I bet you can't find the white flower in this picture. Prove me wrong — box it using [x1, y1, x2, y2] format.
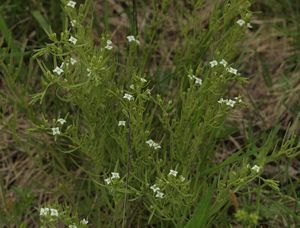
[80, 218, 89, 225]
[129, 84, 135, 89]
[53, 66, 64, 76]
[247, 23, 253, 29]
[146, 89, 151, 95]
[127, 35, 140, 45]
[168, 169, 178, 177]
[111, 172, 120, 179]
[179, 175, 185, 182]
[57, 118, 66, 125]
[105, 40, 113, 50]
[118, 120, 126, 127]
[209, 60, 218, 68]
[155, 191, 164, 198]
[69, 36, 77, 45]
[67, 0, 76, 8]
[226, 99, 236, 107]
[226, 67, 238, 75]
[123, 93, 134, 101]
[237, 19, 246, 27]
[50, 208, 59, 217]
[70, 57, 77, 65]
[146, 139, 161, 150]
[40, 208, 50, 216]
[150, 184, 160, 193]
[194, 77, 202, 86]
[69, 225, 77, 228]
[251, 165, 261, 173]
[71, 20, 76, 27]
[140, 78, 147, 83]
[220, 59, 228, 67]
[104, 177, 111, 185]
[51, 127, 61, 135]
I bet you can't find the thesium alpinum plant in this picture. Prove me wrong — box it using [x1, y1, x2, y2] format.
[0, 0, 299, 227]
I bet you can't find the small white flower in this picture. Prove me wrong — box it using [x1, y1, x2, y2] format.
[123, 93, 134, 101]
[40, 208, 50, 216]
[237, 19, 246, 27]
[70, 57, 77, 65]
[105, 40, 113, 50]
[247, 23, 253, 29]
[69, 36, 77, 45]
[209, 60, 218, 68]
[150, 184, 160, 193]
[52, 127, 61, 135]
[179, 175, 185, 182]
[67, 0, 76, 8]
[118, 120, 126, 127]
[50, 208, 59, 217]
[111, 172, 120, 179]
[168, 169, 178, 177]
[80, 218, 89, 225]
[251, 165, 261, 173]
[155, 191, 164, 198]
[129, 84, 135, 90]
[57, 118, 66, 125]
[104, 177, 112, 185]
[70, 20, 76, 27]
[226, 67, 238, 75]
[146, 89, 151, 95]
[127, 35, 140, 45]
[53, 66, 64, 75]
[220, 59, 228, 67]
[194, 77, 202, 86]
[69, 225, 77, 228]
[140, 78, 147, 83]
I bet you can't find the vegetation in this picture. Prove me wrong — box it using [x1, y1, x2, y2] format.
[0, 0, 299, 227]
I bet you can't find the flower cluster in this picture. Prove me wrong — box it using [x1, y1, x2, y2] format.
[150, 184, 165, 198]
[127, 35, 140, 45]
[218, 97, 242, 108]
[105, 40, 113, 50]
[67, 0, 76, 8]
[40, 207, 59, 217]
[168, 169, 185, 182]
[236, 19, 252, 28]
[187, 74, 202, 86]
[104, 172, 120, 185]
[209, 59, 239, 75]
[123, 93, 134, 101]
[146, 139, 161, 150]
[51, 118, 66, 136]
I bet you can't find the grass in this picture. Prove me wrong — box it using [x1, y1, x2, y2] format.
[0, 0, 300, 227]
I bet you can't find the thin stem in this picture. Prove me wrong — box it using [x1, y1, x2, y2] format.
[122, 112, 133, 228]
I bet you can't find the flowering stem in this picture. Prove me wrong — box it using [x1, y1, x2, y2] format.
[122, 111, 133, 228]
[132, 0, 138, 35]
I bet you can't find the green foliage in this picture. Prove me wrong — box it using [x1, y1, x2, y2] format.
[0, 0, 299, 227]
